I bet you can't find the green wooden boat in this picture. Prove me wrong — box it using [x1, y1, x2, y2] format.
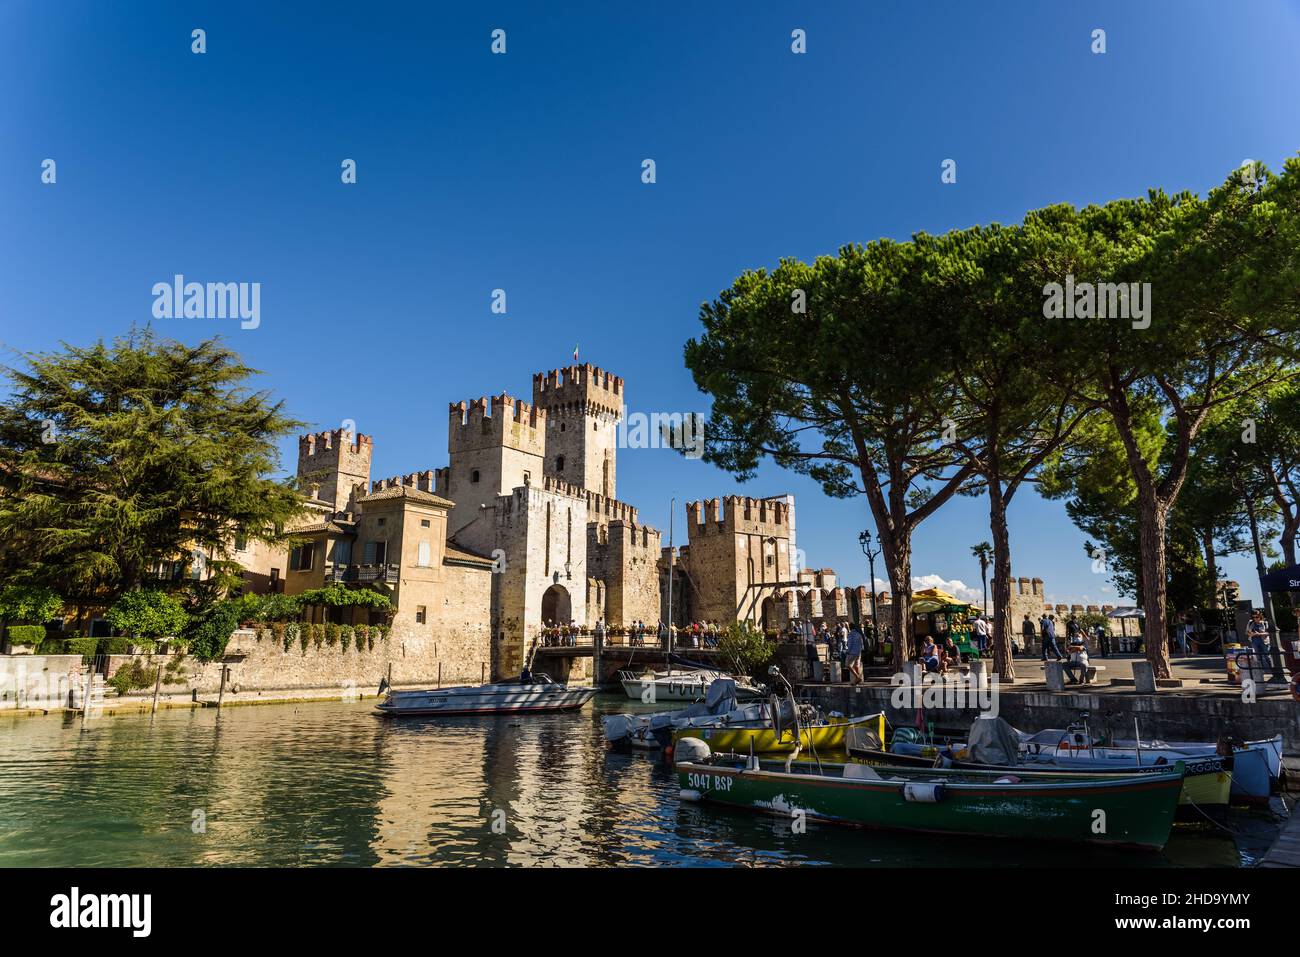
[676, 753, 1184, 851]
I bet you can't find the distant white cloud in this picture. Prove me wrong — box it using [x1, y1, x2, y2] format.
[912, 574, 984, 605]
[871, 574, 984, 606]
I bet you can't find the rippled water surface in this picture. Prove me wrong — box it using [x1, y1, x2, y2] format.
[0, 696, 1283, 867]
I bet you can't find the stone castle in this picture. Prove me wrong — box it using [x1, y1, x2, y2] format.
[229, 361, 1124, 684]
[274, 364, 665, 679]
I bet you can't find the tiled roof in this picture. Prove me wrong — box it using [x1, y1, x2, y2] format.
[358, 485, 455, 508]
[444, 544, 495, 568]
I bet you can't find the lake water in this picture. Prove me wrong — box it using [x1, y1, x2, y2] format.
[0, 695, 1284, 867]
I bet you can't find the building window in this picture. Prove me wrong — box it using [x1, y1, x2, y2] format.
[416, 606, 427, 625]
[364, 541, 387, 564]
[420, 519, 431, 528]
[234, 531, 248, 552]
[332, 539, 352, 565]
[471, 469, 480, 483]
[556, 455, 565, 472]
[377, 517, 386, 527]
[593, 421, 598, 431]
[417, 541, 431, 567]
[523, 471, 531, 486]
[290, 544, 315, 571]
[560, 422, 566, 432]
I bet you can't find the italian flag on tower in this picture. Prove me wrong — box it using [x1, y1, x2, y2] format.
[572, 344, 579, 362]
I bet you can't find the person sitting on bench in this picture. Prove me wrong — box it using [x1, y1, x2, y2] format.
[921, 637, 941, 674]
[1063, 633, 1090, 685]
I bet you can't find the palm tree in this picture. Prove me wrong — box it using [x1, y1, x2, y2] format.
[971, 542, 993, 616]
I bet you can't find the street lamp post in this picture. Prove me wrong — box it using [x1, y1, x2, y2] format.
[858, 529, 880, 631]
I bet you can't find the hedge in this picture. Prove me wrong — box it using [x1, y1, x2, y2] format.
[6, 624, 46, 646]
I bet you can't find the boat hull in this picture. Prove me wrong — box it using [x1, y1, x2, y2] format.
[675, 713, 884, 755]
[677, 758, 1182, 850]
[849, 745, 1230, 819]
[376, 683, 596, 717]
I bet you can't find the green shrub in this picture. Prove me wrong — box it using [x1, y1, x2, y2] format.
[281, 622, 297, 652]
[182, 600, 239, 663]
[339, 625, 353, 652]
[6, 624, 46, 646]
[255, 592, 302, 622]
[107, 660, 158, 697]
[68, 636, 99, 661]
[231, 592, 263, 625]
[36, 637, 70, 655]
[106, 590, 188, 641]
[163, 656, 187, 684]
[324, 622, 339, 646]
[300, 622, 311, 653]
[309, 622, 322, 649]
[0, 585, 63, 624]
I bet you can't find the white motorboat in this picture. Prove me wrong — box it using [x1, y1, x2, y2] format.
[618, 667, 759, 702]
[376, 674, 596, 717]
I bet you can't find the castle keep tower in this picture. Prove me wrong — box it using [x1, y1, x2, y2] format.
[676, 495, 793, 624]
[296, 429, 373, 510]
[444, 394, 546, 552]
[532, 364, 623, 499]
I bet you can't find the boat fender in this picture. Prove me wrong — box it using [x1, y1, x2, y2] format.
[902, 783, 945, 803]
[675, 736, 712, 764]
[679, 789, 702, 802]
[992, 775, 1021, 784]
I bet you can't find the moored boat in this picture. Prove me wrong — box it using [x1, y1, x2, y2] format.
[375, 674, 596, 717]
[846, 729, 1231, 821]
[676, 748, 1184, 850]
[618, 667, 760, 702]
[1022, 728, 1278, 805]
[674, 711, 886, 755]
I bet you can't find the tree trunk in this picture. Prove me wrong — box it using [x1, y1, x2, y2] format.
[886, 539, 914, 670]
[1201, 527, 1218, 609]
[988, 485, 1016, 680]
[1137, 494, 1172, 678]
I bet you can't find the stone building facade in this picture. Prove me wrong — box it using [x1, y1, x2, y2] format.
[256, 364, 663, 681]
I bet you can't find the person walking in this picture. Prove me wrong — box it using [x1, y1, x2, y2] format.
[1022, 614, 1037, 656]
[1041, 615, 1063, 661]
[845, 624, 865, 684]
[1095, 622, 1109, 658]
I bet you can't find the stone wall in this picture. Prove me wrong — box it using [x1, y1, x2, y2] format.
[97, 616, 492, 699]
[0, 655, 82, 709]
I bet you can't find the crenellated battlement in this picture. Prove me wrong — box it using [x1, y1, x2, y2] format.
[532, 363, 624, 419]
[604, 518, 660, 549]
[448, 393, 546, 456]
[298, 428, 373, 461]
[370, 470, 439, 495]
[685, 494, 789, 534]
[541, 474, 588, 500]
[296, 429, 373, 508]
[585, 491, 638, 526]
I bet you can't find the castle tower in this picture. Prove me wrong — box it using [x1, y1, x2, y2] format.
[677, 495, 793, 625]
[296, 429, 373, 510]
[444, 394, 546, 552]
[532, 364, 623, 498]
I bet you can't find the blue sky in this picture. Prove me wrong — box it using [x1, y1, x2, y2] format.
[3, 0, 1299, 607]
